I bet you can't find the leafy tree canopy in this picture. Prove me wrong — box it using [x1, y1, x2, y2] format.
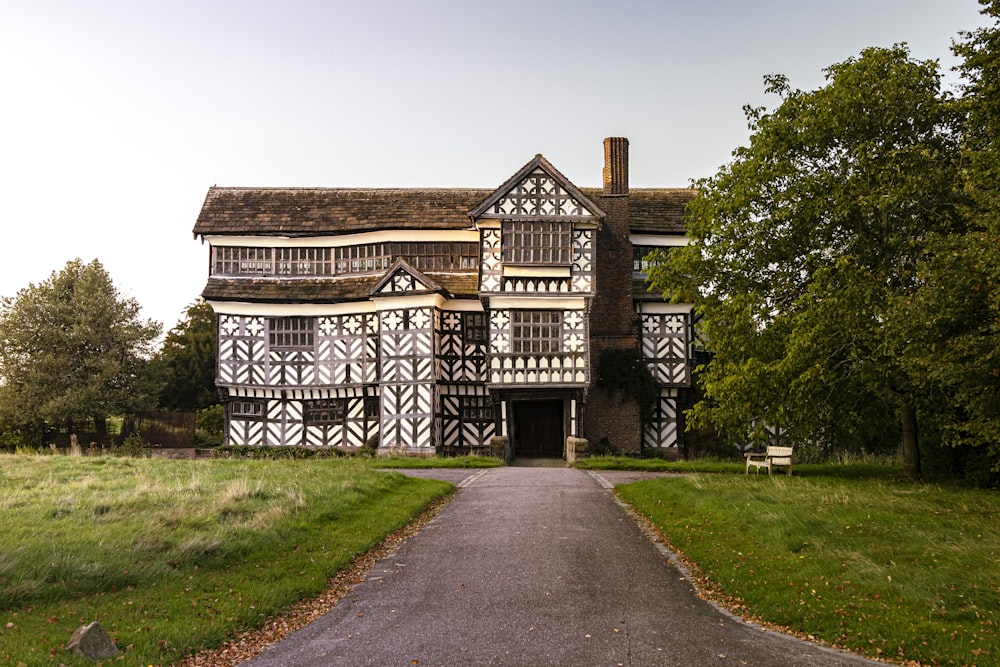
[647, 45, 966, 478]
[152, 299, 219, 411]
[896, 0, 1000, 465]
[0, 259, 161, 443]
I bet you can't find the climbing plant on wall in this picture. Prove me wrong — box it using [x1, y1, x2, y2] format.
[595, 348, 659, 423]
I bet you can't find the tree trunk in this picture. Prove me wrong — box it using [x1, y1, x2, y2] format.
[94, 416, 108, 444]
[900, 400, 921, 481]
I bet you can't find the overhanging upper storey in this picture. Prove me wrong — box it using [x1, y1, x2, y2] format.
[468, 154, 605, 225]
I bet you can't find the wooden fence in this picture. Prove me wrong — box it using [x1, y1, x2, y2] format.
[122, 411, 196, 448]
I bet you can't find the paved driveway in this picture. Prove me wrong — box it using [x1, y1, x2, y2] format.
[243, 467, 878, 667]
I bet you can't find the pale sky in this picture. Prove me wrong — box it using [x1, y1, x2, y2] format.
[0, 1, 990, 335]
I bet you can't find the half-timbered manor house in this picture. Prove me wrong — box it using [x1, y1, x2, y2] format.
[193, 138, 696, 458]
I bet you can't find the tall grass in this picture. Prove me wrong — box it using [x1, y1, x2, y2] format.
[618, 474, 1000, 666]
[0, 454, 451, 666]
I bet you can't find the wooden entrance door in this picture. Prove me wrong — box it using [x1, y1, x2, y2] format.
[513, 400, 564, 457]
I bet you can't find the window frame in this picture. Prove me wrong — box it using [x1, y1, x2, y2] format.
[502, 221, 573, 266]
[275, 247, 332, 276]
[268, 316, 315, 351]
[511, 310, 563, 354]
[463, 312, 487, 345]
[214, 247, 273, 276]
[211, 242, 479, 277]
[460, 395, 492, 422]
[231, 400, 264, 419]
[302, 398, 347, 425]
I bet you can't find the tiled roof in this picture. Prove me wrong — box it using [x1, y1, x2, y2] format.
[584, 188, 696, 234]
[193, 188, 493, 236]
[202, 272, 480, 304]
[193, 186, 695, 237]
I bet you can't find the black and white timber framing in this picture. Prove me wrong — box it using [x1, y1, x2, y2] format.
[193, 138, 697, 457]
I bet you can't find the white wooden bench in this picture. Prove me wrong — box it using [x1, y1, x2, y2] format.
[745, 445, 793, 475]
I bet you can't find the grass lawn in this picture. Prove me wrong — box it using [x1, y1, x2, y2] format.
[576, 455, 903, 480]
[0, 454, 453, 666]
[372, 455, 503, 469]
[617, 473, 1000, 666]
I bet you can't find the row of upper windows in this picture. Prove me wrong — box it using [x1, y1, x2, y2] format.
[212, 233, 671, 279]
[212, 223, 575, 279]
[212, 242, 480, 277]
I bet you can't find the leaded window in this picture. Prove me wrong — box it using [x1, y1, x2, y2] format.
[212, 243, 479, 277]
[502, 221, 573, 265]
[303, 398, 346, 425]
[335, 244, 389, 274]
[460, 395, 492, 421]
[395, 242, 479, 271]
[268, 317, 315, 350]
[231, 400, 264, 418]
[511, 311, 562, 354]
[276, 247, 332, 276]
[214, 247, 273, 275]
[364, 395, 380, 419]
[463, 312, 486, 344]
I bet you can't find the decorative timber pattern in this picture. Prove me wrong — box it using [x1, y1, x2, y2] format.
[218, 315, 267, 386]
[317, 314, 379, 385]
[643, 388, 680, 449]
[641, 313, 690, 386]
[438, 311, 487, 383]
[439, 385, 495, 452]
[219, 314, 380, 447]
[490, 169, 590, 218]
[502, 276, 571, 293]
[480, 228, 503, 293]
[572, 230, 593, 293]
[219, 314, 379, 390]
[229, 402, 264, 446]
[378, 306, 435, 451]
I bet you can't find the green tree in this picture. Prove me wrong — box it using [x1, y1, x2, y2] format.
[153, 300, 219, 411]
[0, 259, 161, 444]
[895, 0, 1000, 471]
[648, 46, 966, 479]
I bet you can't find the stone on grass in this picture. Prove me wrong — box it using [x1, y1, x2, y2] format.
[66, 621, 118, 660]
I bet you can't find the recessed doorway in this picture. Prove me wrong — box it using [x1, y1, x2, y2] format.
[512, 399, 564, 458]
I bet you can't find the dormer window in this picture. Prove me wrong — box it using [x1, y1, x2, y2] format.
[502, 221, 572, 265]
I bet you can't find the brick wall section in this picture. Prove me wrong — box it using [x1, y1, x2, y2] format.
[587, 196, 642, 452]
[585, 138, 643, 453]
[587, 335, 643, 453]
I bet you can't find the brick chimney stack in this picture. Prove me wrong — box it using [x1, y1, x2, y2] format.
[586, 137, 642, 453]
[592, 137, 632, 331]
[602, 137, 629, 195]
